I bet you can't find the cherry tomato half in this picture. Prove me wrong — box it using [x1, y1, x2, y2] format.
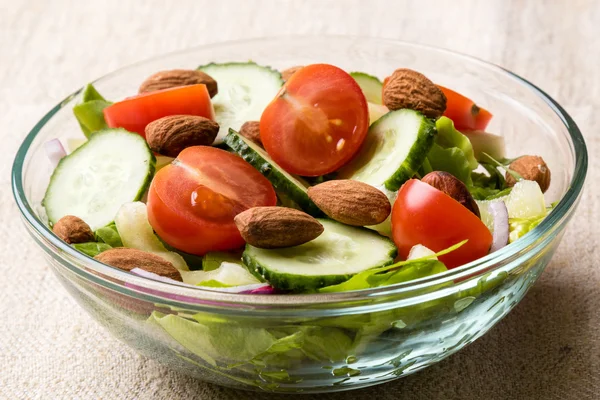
[437, 85, 492, 131]
[104, 84, 214, 137]
[147, 146, 276, 255]
[391, 179, 492, 269]
[260, 64, 369, 176]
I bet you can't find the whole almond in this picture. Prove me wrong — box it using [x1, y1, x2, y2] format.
[421, 171, 480, 217]
[382, 68, 446, 118]
[234, 207, 324, 249]
[95, 248, 182, 281]
[145, 115, 219, 157]
[139, 69, 218, 98]
[308, 180, 391, 226]
[505, 155, 551, 193]
[281, 66, 303, 82]
[239, 121, 262, 145]
[52, 215, 95, 244]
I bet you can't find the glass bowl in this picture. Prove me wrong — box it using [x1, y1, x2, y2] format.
[12, 36, 587, 393]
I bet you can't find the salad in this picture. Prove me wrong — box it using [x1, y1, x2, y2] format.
[41, 61, 554, 388]
[45, 62, 551, 292]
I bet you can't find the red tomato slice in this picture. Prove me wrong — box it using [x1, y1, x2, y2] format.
[104, 84, 214, 137]
[260, 64, 369, 176]
[437, 85, 492, 131]
[391, 179, 492, 269]
[147, 146, 276, 255]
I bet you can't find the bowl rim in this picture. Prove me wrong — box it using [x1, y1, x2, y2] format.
[11, 35, 588, 307]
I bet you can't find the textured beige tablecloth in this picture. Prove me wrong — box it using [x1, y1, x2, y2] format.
[1, 1, 598, 399]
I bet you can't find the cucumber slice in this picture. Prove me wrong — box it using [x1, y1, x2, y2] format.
[350, 72, 383, 104]
[197, 62, 283, 144]
[243, 219, 397, 292]
[224, 128, 322, 216]
[339, 109, 436, 191]
[43, 129, 155, 231]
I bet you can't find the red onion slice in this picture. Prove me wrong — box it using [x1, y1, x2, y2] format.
[489, 201, 509, 252]
[44, 139, 67, 168]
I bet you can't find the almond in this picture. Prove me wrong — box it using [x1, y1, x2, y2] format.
[52, 215, 95, 244]
[239, 121, 262, 145]
[382, 68, 446, 118]
[505, 155, 551, 193]
[307, 180, 391, 226]
[95, 248, 182, 281]
[234, 207, 324, 248]
[281, 66, 303, 82]
[421, 171, 480, 217]
[139, 69, 218, 98]
[145, 115, 219, 157]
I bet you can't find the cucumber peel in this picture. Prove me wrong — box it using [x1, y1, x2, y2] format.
[43, 129, 155, 231]
[243, 220, 397, 292]
[224, 128, 322, 216]
[350, 72, 383, 104]
[339, 109, 436, 191]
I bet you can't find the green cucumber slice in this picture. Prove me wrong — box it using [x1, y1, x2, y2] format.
[197, 62, 283, 144]
[43, 129, 155, 231]
[224, 128, 322, 216]
[350, 72, 383, 104]
[339, 109, 436, 191]
[243, 219, 397, 292]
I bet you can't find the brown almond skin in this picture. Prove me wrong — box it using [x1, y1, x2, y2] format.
[382, 68, 446, 118]
[239, 121, 262, 145]
[234, 207, 324, 249]
[139, 69, 218, 98]
[505, 155, 551, 193]
[308, 180, 391, 226]
[145, 115, 219, 157]
[52, 215, 95, 244]
[95, 248, 182, 282]
[421, 171, 480, 217]
[281, 66, 303, 82]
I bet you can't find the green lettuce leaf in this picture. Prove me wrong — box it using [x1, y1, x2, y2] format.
[94, 223, 123, 248]
[196, 279, 233, 288]
[319, 259, 447, 293]
[427, 144, 473, 186]
[469, 162, 512, 200]
[202, 251, 242, 271]
[319, 241, 465, 293]
[508, 213, 547, 243]
[72, 242, 112, 257]
[73, 83, 112, 138]
[435, 117, 478, 170]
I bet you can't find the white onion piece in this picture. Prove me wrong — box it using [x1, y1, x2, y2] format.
[131, 267, 190, 285]
[489, 201, 509, 252]
[407, 244, 437, 260]
[44, 139, 67, 168]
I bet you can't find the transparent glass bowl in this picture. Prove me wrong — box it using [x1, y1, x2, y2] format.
[12, 36, 587, 393]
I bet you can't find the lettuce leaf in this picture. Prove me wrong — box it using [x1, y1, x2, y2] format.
[202, 251, 242, 271]
[469, 162, 512, 200]
[73, 84, 112, 138]
[319, 259, 447, 293]
[94, 223, 123, 248]
[427, 144, 473, 186]
[509, 213, 547, 243]
[435, 117, 478, 170]
[72, 242, 112, 257]
[424, 117, 479, 185]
